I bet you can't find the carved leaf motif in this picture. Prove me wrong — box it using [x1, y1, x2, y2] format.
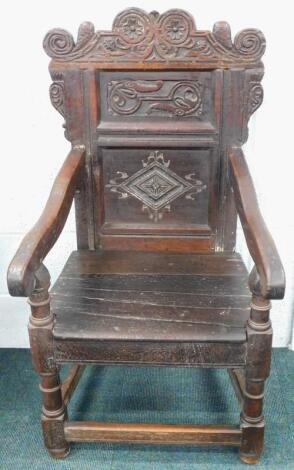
[76, 22, 95, 47]
[175, 97, 191, 109]
[213, 21, 232, 49]
[103, 37, 129, 52]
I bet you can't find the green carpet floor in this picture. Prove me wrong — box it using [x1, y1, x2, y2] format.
[0, 348, 293, 469]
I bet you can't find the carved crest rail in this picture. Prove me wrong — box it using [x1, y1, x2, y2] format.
[43, 8, 265, 67]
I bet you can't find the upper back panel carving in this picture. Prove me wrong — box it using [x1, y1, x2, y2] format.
[44, 9, 265, 253]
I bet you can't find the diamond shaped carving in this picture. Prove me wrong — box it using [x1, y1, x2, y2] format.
[139, 173, 175, 199]
[106, 151, 206, 221]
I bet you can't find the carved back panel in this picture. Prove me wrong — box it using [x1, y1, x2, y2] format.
[45, 8, 265, 252]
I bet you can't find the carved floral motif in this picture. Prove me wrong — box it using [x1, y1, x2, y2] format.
[108, 80, 203, 117]
[161, 13, 191, 44]
[121, 16, 145, 41]
[43, 8, 266, 64]
[106, 151, 206, 222]
[165, 19, 186, 41]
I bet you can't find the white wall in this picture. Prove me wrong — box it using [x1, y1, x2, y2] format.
[1, 0, 293, 347]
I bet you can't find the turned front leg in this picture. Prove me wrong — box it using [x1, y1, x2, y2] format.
[240, 296, 272, 464]
[28, 265, 69, 458]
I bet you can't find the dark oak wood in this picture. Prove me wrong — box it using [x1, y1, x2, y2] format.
[27, 264, 69, 459]
[64, 422, 242, 446]
[229, 147, 285, 300]
[51, 250, 250, 347]
[228, 369, 245, 405]
[7, 146, 85, 297]
[55, 340, 247, 368]
[61, 249, 248, 275]
[61, 365, 85, 405]
[6, 8, 285, 464]
[43, 9, 265, 69]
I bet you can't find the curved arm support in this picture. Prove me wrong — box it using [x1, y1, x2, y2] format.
[7, 145, 85, 297]
[229, 147, 285, 300]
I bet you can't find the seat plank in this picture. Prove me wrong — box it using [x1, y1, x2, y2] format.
[51, 250, 250, 347]
[61, 250, 248, 276]
[54, 274, 249, 296]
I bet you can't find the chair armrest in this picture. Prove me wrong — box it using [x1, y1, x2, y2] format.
[7, 145, 85, 297]
[229, 147, 285, 300]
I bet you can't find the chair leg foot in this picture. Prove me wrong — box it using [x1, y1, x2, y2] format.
[240, 453, 259, 465]
[239, 420, 264, 464]
[41, 410, 69, 459]
[239, 451, 261, 465]
[48, 446, 70, 459]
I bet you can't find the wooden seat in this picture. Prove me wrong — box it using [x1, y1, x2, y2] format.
[7, 8, 285, 464]
[52, 251, 250, 365]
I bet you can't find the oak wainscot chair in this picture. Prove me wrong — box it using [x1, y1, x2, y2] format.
[7, 8, 285, 464]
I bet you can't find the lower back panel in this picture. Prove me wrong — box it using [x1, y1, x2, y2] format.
[93, 146, 219, 252]
[103, 147, 216, 232]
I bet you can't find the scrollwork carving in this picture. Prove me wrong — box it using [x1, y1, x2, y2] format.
[148, 82, 203, 116]
[234, 29, 265, 59]
[242, 76, 264, 143]
[44, 29, 76, 58]
[49, 72, 69, 140]
[248, 82, 264, 115]
[108, 80, 203, 117]
[43, 22, 96, 59]
[43, 8, 266, 65]
[49, 81, 64, 116]
[108, 80, 163, 115]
